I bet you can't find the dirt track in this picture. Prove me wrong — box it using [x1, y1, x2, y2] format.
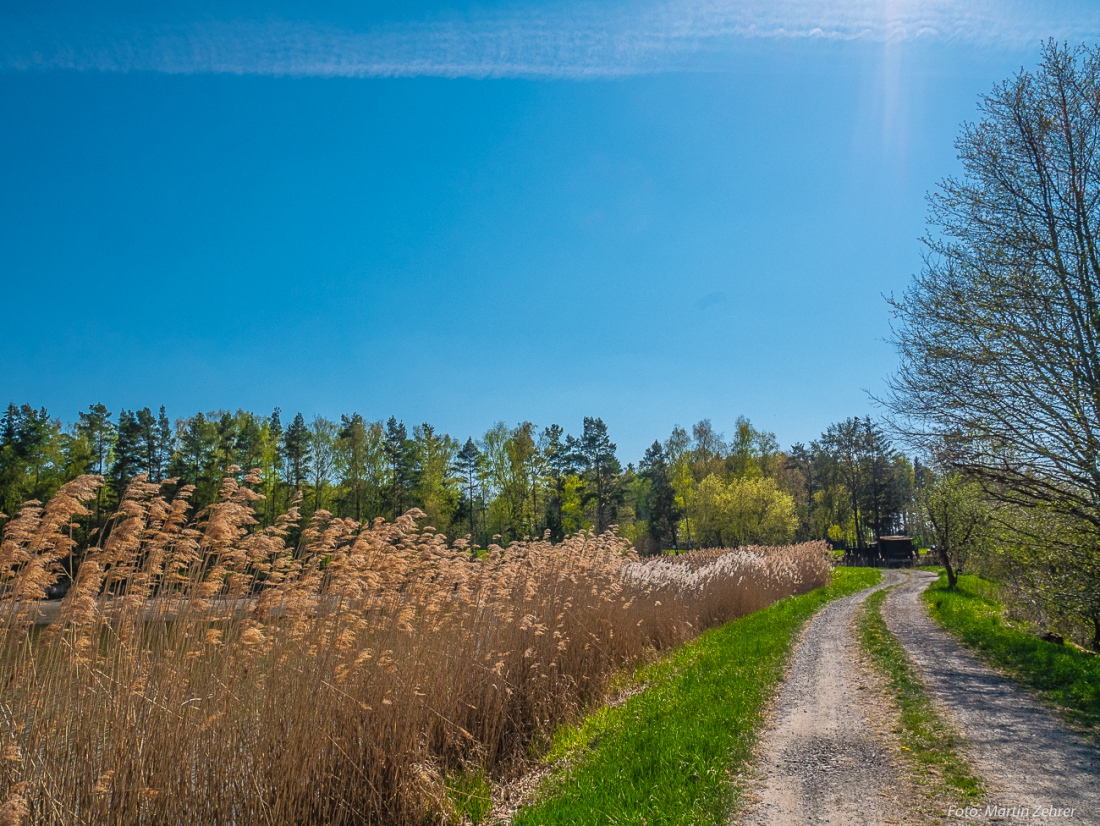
[738, 570, 1100, 825]
[883, 572, 1100, 823]
[738, 570, 913, 825]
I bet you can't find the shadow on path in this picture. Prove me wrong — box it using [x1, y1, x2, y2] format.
[883, 572, 1100, 824]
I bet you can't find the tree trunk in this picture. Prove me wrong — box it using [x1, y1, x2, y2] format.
[941, 547, 958, 589]
[556, 479, 564, 537]
[531, 471, 538, 537]
[469, 485, 475, 538]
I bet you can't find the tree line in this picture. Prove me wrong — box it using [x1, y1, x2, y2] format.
[0, 402, 921, 554]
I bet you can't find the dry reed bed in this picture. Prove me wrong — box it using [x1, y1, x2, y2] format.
[0, 473, 831, 825]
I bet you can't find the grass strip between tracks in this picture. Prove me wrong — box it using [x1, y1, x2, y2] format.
[512, 567, 881, 826]
[922, 571, 1100, 732]
[858, 585, 984, 806]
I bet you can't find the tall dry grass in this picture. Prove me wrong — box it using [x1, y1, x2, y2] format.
[0, 472, 830, 825]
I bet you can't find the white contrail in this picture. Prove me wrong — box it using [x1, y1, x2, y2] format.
[2, 0, 1098, 79]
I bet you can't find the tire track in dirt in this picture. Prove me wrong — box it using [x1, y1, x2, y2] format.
[737, 570, 913, 826]
[883, 572, 1100, 824]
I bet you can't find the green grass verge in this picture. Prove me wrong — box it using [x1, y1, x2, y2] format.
[923, 572, 1100, 731]
[446, 768, 493, 823]
[512, 567, 882, 826]
[858, 587, 984, 803]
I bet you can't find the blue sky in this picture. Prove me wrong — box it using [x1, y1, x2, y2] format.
[3, 1, 1099, 460]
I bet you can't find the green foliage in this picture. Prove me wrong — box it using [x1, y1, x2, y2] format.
[0, 400, 925, 560]
[812, 417, 912, 548]
[483, 421, 541, 540]
[308, 416, 338, 515]
[0, 403, 67, 516]
[693, 474, 797, 547]
[976, 511, 1100, 650]
[858, 588, 984, 803]
[924, 573, 1100, 731]
[283, 411, 312, 491]
[886, 42, 1100, 649]
[559, 474, 589, 536]
[445, 768, 493, 824]
[514, 568, 881, 826]
[335, 413, 369, 521]
[412, 422, 460, 534]
[572, 416, 621, 534]
[725, 415, 780, 479]
[920, 473, 990, 589]
[636, 440, 680, 554]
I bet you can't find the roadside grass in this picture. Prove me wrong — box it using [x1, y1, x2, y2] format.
[923, 572, 1100, 732]
[512, 567, 881, 826]
[857, 587, 984, 805]
[446, 768, 493, 824]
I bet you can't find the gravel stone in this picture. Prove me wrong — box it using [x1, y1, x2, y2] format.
[738, 570, 915, 825]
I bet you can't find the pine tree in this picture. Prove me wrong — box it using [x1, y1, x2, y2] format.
[214, 412, 238, 479]
[267, 408, 284, 522]
[76, 404, 115, 477]
[73, 403, 115, 527]
[173, 413, 218, 508]
[0, 404, 65, 525]
[0, 404, 16, 448]
[640, 440, 680, 552]
[384, 417, 413, 519]
[575, 417, 621, 534]
[234, 412, 265, 477]
[455, 437, 481, 540]
[136, 408, 159, 479]
[540, 424, 572, 540]
[111, 410, 143, 498]
[0, 403, 23, 519]
[156, 406, 173, 480]
[816, 417, 907, 547]
[283, 413, 312, 493]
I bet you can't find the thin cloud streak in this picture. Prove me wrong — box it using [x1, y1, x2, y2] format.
[3, 0, 1099, 79]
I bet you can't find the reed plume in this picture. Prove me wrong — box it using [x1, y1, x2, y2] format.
[0, 472, 830, 824]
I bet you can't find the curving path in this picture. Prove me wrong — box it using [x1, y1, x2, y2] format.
[738, 570, 912, 826]
[883, 572, 1100, 823]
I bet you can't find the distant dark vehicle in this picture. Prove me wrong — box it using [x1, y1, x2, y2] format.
[839, 536, 917, 568]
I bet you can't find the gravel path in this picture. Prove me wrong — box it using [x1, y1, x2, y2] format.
[883, 571, 1100, 823]
[738, 570, 913, 826]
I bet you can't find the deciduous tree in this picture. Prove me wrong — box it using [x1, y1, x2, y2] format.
[886, 41, 1100, 637]
[922, 472, 990, 589]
